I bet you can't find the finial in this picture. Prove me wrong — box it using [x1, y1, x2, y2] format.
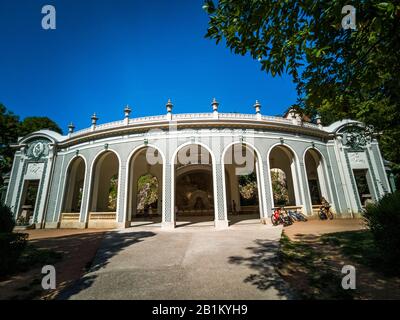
[91, 113, 98, 125]
[68, 122, 75, 134]
[124, 105, 132, 118]
[211, 98, 219, 112]
[254, 100, 261, 114]
[166, 99, 173, 113]
[315, 113, 322, 125]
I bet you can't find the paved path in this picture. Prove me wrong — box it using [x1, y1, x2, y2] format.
[60, 224, 292, 300]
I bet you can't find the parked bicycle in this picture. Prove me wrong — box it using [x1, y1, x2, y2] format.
[271, 207, 293, 226]
[287, 209, 308, 222]
[318, 197, 334, 220]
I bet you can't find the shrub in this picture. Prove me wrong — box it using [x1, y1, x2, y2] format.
[362, 191, 400, 275]
[0, 203, 15, 233]
[0, 232, 28, 276]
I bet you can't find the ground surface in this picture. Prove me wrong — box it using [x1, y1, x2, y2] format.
[0, 229, 107, 300]
[283, 218, 366, 240]
[1, 217, 387, 300]
[59, 222, 291, 300]
[280, 219, 400, 299]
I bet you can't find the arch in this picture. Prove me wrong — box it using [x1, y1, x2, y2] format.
[268, 143, 302, 209]
[61, 155, 87, 214]
[221, 142, 266, 223]
[303, 147, 333, 210]
[126, 145, 164, 225]
[86, 149, 121, 227]
[171, 142, 217, 226]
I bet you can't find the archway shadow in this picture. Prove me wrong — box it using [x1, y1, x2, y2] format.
[228, 239, 296, 299]
[228, 213, 261, 226]
[57, 230, 155, 299]
[175, 215, 215, 228]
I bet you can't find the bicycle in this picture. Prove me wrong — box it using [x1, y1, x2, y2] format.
[287, 209, 308, 222]
[318, 205, 334, 220]
[271, 207, 293, 226]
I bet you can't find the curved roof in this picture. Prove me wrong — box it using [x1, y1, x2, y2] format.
[15, 113, 363, 147]
[18, 129, 66, 144]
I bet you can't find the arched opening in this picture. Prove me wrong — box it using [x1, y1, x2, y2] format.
[269, 145, 300, 209]
[88, 151, 119, 227]
[304, 148, 330, 212]
[223, 143, 263, 225]
[63, 157, 85, 213]
[60, 156, 85, 228]
[127, 146, 163, 226]
[270, 168, 289, 206]
[173, 144, 214, 227]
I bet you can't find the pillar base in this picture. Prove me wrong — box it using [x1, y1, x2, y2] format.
[161, 221, 176, 230]
[43, 222, 60, 229]
[214, 219, 229, 229]
[260, 217, 269, 225]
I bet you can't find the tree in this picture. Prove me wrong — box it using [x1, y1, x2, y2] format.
[203, 1, 400, 181]
[0, 104, 20, 186]
[0, 104, 62, 187]
[18, 116, 62, 137]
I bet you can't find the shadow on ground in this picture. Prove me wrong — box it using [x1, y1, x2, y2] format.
[57, 230, 155, 300]
[229, 239, 296, 299]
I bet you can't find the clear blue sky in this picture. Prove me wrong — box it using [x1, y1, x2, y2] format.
[0, 0, 298, 134]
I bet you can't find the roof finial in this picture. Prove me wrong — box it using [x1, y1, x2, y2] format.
[91, 113, 98, 125]
[254, 100, 261, 114]
[124, 105, 132, 118]
[166, 99, 173, 113]
[68, 122, 75, 134]
[211, 98, 219, 112]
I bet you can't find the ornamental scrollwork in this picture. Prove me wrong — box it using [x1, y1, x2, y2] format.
[26, 140, 50, 160]
[341, 125, 374, 151]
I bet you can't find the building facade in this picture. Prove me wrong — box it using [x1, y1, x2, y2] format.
[4, 101, 391, 229]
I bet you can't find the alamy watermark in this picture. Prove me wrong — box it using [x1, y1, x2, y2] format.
[41, 265, 56, 290]
[342, 5, 357, 31]
[41, 5, 56, 30]
[341, 265, 356, 290]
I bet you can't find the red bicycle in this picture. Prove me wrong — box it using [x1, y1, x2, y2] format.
[271, 207, 293, 226]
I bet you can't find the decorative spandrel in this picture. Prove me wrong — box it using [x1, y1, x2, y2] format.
[26, 140, 50, 160]
[341, 125, 374, 151]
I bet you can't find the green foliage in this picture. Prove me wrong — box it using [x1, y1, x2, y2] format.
[271, 169, 289, 206]
[238, 172, 258, 204]
[203, 0, 400, 180]
[0, 103, 62, 187]
[0, 203, 15, 233]
[137, 174, 159, 212]
[362, 191, 400, 275]
[18, 117, 62, 137]
[108, 175, 118, 211]
[0, 233, 28, 277]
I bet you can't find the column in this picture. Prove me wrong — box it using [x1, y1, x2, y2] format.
[299, 160, 312, 215]
[260, 159, 273, 223]
[214, 162, 229, 229]
[79, 159, 92, 228]
[117, 161, 127, 228]
[162, 163, 175, 229]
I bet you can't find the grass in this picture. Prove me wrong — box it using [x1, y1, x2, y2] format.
[321, 230, 380, 268]
[16, 244, 63, 273]
[277, 234, 354, 300]
[277, 228, 400, 299]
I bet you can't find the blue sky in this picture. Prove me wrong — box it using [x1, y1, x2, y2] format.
[0, 0, 298, 133]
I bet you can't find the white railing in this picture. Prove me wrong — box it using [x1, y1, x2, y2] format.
[69, 112, 322, 138]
